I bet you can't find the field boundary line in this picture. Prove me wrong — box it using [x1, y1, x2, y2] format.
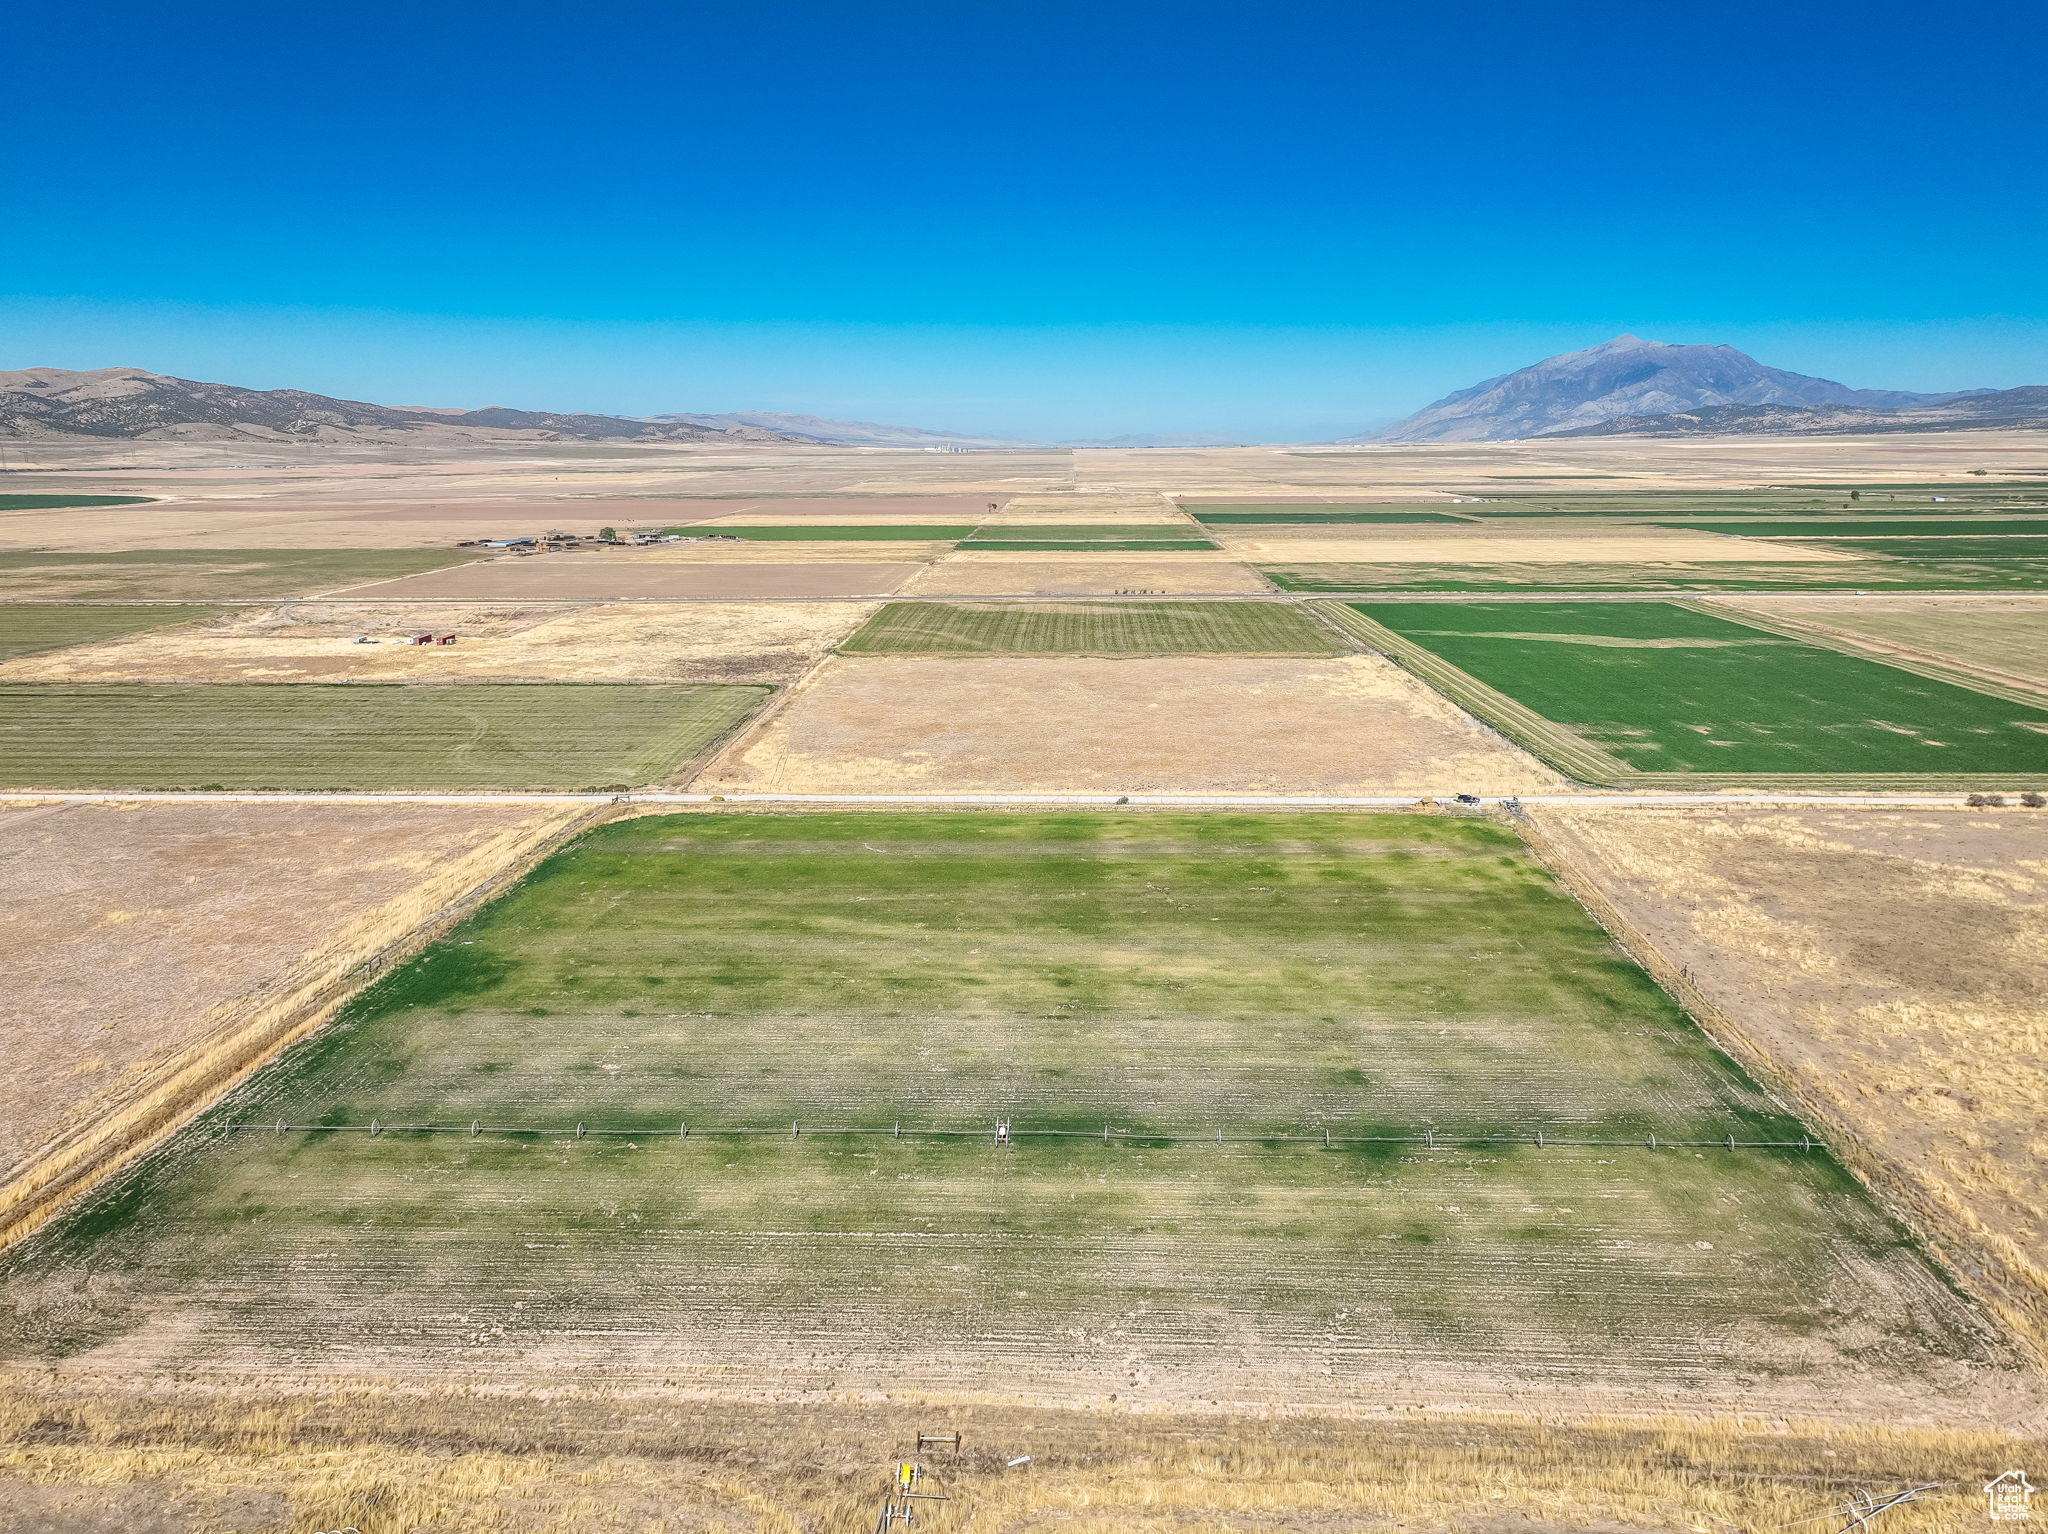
[1305, 602, 1636, 785]
[1682, 598, 2048, 707]
[1516, 808, 2048, 1364]
[0, 802, 614, 1255]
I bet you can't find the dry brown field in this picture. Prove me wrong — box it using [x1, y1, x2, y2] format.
[900, 558, 1272, 594]
[3, 1387, 2036, 1534]
[693, 653, 1567, 794]
[1530, 805, 2048, 1352]
[1216, 533, 1854, 563]
[332, 556, 924, 599]
[1714, 595, 2048, 690]
[0, 799, 588, 1247]
[0, 600, 872, 684]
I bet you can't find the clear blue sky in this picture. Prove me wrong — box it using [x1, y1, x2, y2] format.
[5, 0, 2044, 441]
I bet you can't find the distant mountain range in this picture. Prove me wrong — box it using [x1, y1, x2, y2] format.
[649, 411, 1032, 448]
[0, 368, 1019, 448]
[1355, 336, 2018, 443]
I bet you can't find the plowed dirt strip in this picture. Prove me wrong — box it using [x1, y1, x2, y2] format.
[0, 811, 2022, 1419]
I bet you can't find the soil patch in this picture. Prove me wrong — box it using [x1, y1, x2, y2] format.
[899, 559, 1272, 595]
[694, 654, 1567, 794]
[331, 558, 923, 600]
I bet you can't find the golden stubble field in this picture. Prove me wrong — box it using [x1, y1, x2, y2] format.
[693, 653, 1568, 795]
[0, 600, 875, 684]
[1715, 594, 2048, 691]
[0, 799, 590, 1248]
[1530, 805, 2048, 1352]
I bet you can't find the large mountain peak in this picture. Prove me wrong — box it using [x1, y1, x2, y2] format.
[1355, 338, 1976, 443]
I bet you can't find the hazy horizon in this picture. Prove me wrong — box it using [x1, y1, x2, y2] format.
[6, 1, 2045, 441]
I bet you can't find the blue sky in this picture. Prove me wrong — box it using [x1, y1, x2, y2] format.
[5, 1, 2044, 441]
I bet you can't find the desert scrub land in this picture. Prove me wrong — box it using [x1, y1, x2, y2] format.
[0, 799, 590, 1250]
[0, 600, 873, 684]
[0, 603, 219, 661]
[1530, 806, 2048, 1354]
[1714, 596, 2048, 690]
[694, 654, 1567, 794]
[837, 600, 1343, 655]
[0, 682, 767, 789]
[0, 811, 2021, 1419]
[1329, 599, 2048, 787]
[0, 549, 474, 601]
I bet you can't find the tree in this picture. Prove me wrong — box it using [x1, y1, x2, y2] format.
[599, 525, 617, 542]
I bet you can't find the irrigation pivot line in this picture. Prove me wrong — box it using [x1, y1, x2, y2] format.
[226, 1117, 1824, 1152]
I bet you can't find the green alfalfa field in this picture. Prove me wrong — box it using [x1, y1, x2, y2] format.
[0, 811, 2014, 1412]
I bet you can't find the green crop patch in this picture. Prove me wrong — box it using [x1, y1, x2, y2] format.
[0, 549, 476, 602]
[1649, 520, 2048, 538]
[956, 538, 1217, 551]
[0, 604, 221, 661]
[838, 600, 1345, 654]
[0, 810, 2003, 1404]
[0, 493, 159, 509]
[1188, 507, 1477, 524]
[656, 524, 973, 540]
[0, 682, 767, 789]
[1345, 600, 2048, 784]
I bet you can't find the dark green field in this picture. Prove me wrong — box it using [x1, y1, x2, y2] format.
[0, 493, 158, 509]
[838, 600, 1344, 654]
[0, 603, 220, 661]
[656, 524, 972, 540]
[0, 682, 767, 789]
[1349, 600, 2048, 779]
[1188, 507, 1476, 524]
[0, 549, 476, 601]
[968, 524, 1200, 540]
[0, 811, 2001, 1405]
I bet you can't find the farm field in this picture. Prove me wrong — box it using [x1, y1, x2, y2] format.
[0, 601, 873, 684]
[954, 538, 1217, 551]
[0, 682, 767, 789]
[1219, 534, 1849, 563]
[1792, 535, 2048, 559]
[1714, 597, 2048, 689]
[1531, 806, 2048, 1352]
[0, 603, 219, 661]
[1649, 519, 2048, 538]
[898, 558, 1273, 595]
[1261, 556, 2048, 592]
[1188, 507, 1477, 524]
[696, 654, 1567, 795]
[0, 549, 475, 601]
[0, 494, 156, 509]
[0, 800, 587, 1246]
[653, 524, 973, 540]
[1333, 599, 2048, 785]
[963, 524, 1199, 540]
[0, 810, 2019, 1418]
[837, 600, 1342, 655]
[333, 557, 925, 599]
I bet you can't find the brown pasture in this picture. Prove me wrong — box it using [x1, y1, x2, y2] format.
[1532, 805, 2048, 1353]
[0, 800, 589, 1248]
[1715, 595, 2048, 691]
[693, 653, 1568, 794]
[899, 559, 1272, 595]
[330, 557, 923, 600]
[0, 601, 873, 684]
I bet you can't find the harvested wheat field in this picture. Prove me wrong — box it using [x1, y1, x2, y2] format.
[0, 799, 589, 1247]
[1530, 805, 2048, 1351]
[1715, 595, 2048, 690]
[899, 558, 1271, 595]
[1215, 534, 1855, 563]
[331, 556, 923, 600]
[695, 654, 1566, 793]
[0, 601, 873, 684]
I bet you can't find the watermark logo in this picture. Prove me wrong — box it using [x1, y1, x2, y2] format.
[1988, 1471, 2034, 1522]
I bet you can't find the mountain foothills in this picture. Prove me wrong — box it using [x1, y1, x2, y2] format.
[649, 411, 1030, 448]
[1543, 385, 2048, 439]
[1354, 335, 2015, 443]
